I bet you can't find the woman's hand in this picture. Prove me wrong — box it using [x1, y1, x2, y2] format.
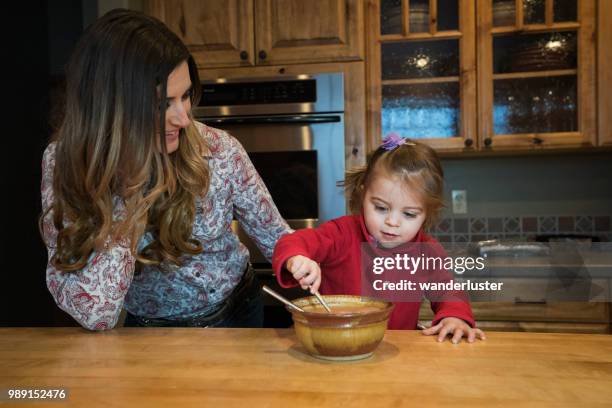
[285, 255, 321, 293]
[421, 317, 486, 344]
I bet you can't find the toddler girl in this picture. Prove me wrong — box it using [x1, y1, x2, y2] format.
[272, 134, 485, 343]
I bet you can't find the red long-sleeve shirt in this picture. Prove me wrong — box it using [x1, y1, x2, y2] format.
[272, 214, 475, 329]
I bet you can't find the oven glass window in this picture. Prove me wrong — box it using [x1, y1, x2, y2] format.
[247, 151, 318, 219]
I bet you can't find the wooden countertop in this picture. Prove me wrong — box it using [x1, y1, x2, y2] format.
[1, 328, 612, 407]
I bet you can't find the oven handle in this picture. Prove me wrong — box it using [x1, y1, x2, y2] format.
[199, 115, 342, 125]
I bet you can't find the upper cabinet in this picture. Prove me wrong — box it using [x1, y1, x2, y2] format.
[478, 0, 596, 149]
[255, 0, 364, 65]
[145, 0, 364, 68]
[145, 0, 255, 68]
[598, 0, 612, 146]
[368, 0, 477, 151]
[367, 0, 600, 153]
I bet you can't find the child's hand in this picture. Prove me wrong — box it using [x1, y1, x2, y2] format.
[285, 255, 321, 293]
[421, 317, 486, 344]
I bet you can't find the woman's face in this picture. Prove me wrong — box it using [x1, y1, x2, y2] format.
[162, 61, 192, 154]
[363, 171, 427, 248]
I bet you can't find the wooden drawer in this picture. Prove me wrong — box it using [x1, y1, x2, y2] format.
[446, 277, 610, 322]
[418, 278, 611, 333]
[486, 278, 610, 303]
[419, 301, 609, 323]
[417, 316, 609, 334]
[468, 321, 609, 334]
[471, 301, 608, 323]
[456, 277, 611, 303]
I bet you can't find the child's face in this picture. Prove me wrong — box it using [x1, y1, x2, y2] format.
[363, 172, 427, 248]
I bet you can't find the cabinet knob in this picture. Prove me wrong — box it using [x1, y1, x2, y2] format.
[464, 138, 473, 148]
[258, 50, 267, 60]
[484, 137, 492, 147]
[240, 51, 248, 61]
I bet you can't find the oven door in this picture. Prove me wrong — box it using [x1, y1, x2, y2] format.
[200, 113, 346, 223]
[200, 113, 346, 264]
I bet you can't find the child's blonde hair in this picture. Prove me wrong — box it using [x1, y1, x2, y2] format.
[343, 139, 444, 231]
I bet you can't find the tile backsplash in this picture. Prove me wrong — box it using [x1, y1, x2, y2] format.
[429, 215, 612, 243]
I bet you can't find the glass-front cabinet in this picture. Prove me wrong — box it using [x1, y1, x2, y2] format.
[369, 0, 476, 150]
[479, 0, 595, 149]
[368, 0, 596, 152]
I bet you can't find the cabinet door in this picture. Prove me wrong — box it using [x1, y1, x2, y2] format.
[254, 0, 364, 65]
[477, 0, 596, 149]
[145, 0, 255, 68]
[598, 0, 612, 146]
[367, 0, 477, 152]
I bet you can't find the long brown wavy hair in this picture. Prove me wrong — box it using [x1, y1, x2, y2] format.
[42, 9, 209, 271]
[342, 140, 445, 231]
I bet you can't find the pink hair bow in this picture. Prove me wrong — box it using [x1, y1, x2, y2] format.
[381, 132, 413, 151]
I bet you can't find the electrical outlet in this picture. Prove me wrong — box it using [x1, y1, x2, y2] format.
[452, 190, 467, 214]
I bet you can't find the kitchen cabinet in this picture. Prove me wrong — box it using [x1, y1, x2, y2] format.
[599, 0, 612, 146]
[367, 0, 477, 151]
[367, 0, 600, 153]
[145, 0, 254, 68]
[477, 0, 596, 150]
[420, 301, 610, 334]
[418, 278, 611, 334]
[144, 0, 364, 68]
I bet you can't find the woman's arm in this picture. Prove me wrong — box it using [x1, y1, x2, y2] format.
[41, 144, 136, 330]
[226, 134, 292, 261]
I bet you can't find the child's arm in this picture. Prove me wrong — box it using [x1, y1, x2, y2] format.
[425, 274, 486, 342]
[272, 219, 347, 291]
[422, 317, 486, 343]
[285, 255, 321, 292]
[422, 242, 485, 343]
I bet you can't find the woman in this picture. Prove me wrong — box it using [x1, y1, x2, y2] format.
[40, 9, 291, 330]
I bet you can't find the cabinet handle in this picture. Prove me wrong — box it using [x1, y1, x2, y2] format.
[514, 297, 547, 305]
[464, 138, 473, 148]
[484, 137, 492, 147]
[240, 51, 248, 61]
[258, 50, 267, 60]
[532, 137, 543, 145]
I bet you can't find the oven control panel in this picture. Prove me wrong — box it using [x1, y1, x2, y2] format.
[199, 79, 316, 106]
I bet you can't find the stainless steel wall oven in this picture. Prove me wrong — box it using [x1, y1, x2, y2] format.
[194, 73, 346, 268]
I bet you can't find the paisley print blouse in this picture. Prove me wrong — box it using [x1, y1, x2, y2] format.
[41, 123, 291, 330]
